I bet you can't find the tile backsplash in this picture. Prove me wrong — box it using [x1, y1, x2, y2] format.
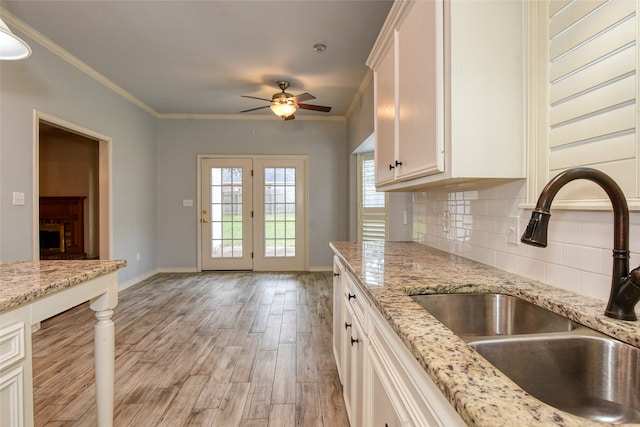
[412, 179, 640, 302]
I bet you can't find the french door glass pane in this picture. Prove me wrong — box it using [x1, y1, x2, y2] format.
[210, 167, 243, 258]
[264, 167, 296, 257]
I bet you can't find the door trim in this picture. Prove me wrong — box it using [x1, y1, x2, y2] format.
[196, 154, 309, 272]
[32, 110, 113, 260]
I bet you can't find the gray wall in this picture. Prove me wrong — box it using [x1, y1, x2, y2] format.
[0, 28, 158, 285]
[156, 118, 348, 270]
[346, 73, 412, 242]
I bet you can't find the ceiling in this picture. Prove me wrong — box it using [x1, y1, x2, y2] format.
[1, 0, 393, 118]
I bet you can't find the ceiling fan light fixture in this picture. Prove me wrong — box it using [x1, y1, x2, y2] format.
[270, 102, 297, 119]
[0, 18, 32, 60]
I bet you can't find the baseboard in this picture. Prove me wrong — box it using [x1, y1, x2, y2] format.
[157, 267, 200, 273]
[118, 268, 159, 292]
[308, 266, 332, 272]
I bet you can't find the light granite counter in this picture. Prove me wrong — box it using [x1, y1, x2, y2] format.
[0, 259, 126, 426]
[0, 260, 126, 313]
[330, 241, 640, 427]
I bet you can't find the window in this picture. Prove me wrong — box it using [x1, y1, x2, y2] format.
[358, 152, 388, 241]
[527, 0, 640, 207]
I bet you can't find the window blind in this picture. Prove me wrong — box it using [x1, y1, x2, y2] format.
[546, 0, 637, 200]
[358, 153, 387, 241]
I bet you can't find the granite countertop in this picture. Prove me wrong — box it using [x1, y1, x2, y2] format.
[0, 260, 127, 312]
[330, 241, 640, 427]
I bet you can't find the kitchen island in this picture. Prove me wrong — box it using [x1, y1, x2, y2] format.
[0, 260, 126, 427]
[331, 241, 640, 426]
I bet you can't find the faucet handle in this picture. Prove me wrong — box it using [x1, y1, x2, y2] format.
[606, 267, 640, 321]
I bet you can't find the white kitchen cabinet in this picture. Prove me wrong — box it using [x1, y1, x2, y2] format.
[369, 306, 466, 426]
[0, 308, 32, 427]
[368, 344, 408, 427]
[331, 257, 465, 426]
[367, 0, 524, 191]
[332, 256, 345, 380]
[343, 268, 368, 427]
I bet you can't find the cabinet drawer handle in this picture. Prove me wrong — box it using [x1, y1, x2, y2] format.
[333, 272, 340, 277]
[345, 322, 352, 330]
[351, 337, 360, 345]
[395, 160, 402, 167]
[389, 163, 395, 170]
[348, 293, 356, 301]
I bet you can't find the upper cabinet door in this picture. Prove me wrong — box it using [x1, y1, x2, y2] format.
[374, 43, 397, 186]
[368, 0, 524, 191]
[396, 0, 444, 181]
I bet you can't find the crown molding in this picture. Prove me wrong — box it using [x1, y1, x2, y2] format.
[158, 113, 345, 122]
[1, 7, 349, 123]
[0, 8, 159, 117]
[345, 68, 373, 120]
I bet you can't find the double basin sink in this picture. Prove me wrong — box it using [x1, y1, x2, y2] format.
[411, 293, 640, 424]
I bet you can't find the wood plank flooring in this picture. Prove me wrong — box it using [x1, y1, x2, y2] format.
[32, 272, 349, 427]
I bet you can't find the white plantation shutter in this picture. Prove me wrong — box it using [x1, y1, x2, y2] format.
[533, 0, 639, 203]
[358, 152, 388, 241]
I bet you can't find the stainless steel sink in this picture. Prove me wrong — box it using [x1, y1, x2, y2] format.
[411, 293, 576, 338]
[471, 333, 640, 424]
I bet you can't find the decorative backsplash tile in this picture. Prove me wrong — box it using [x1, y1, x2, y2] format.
[411, 179, 640, 302]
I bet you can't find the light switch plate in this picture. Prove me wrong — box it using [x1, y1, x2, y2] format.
[12, 192, 25, 206]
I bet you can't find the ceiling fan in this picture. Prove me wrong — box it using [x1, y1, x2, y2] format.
[240, 80, 332, 120]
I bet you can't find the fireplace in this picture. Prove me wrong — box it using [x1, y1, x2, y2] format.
[39, 196, 86, 259]
[39, 223, 65, 253]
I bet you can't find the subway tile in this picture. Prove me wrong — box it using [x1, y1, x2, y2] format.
[562, 243, 603, 274]
[548, 219, 581, 245]
[517, 256, 546, 282]
[580, 271, 610, 302]
[581, 222, 612, 248]
[495, 251, 518, 274]
[544, 263, 580, 294]
[530, 241, 562, 264]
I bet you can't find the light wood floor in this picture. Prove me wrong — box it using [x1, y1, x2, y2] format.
[32, 272, 350, 427]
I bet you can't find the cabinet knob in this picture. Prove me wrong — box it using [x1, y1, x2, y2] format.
[348, 293, 356, 301]
[395, 160, 402, 167]
[351, 337, 360, 345]
[389, 163, 395, 170]
[345, 322, 352, 330]
[333, 272, 340, 277]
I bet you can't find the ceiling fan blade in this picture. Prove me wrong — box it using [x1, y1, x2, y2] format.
[285, 114, 295, 121]
[241, 95, 274, 102]
[298, 103, 332, 113]
[294, 93, 316, 103]
[240, 105, 271, 113]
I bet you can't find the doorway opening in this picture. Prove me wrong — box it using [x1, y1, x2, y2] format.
[33, 112, 112, 260]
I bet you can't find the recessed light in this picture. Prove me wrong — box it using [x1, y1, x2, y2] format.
[313, 43, 327, 53]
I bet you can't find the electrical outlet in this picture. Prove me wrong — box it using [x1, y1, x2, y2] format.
[508, 216, 520, 244]
[136, 252, 141, 262]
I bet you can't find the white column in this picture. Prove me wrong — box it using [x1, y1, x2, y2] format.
[93, 308, 114, 427]
[90, 284, 117, 427]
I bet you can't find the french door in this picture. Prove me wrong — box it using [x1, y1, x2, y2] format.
[200, 158, 253, 270]
[200, 156, 307, 271]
